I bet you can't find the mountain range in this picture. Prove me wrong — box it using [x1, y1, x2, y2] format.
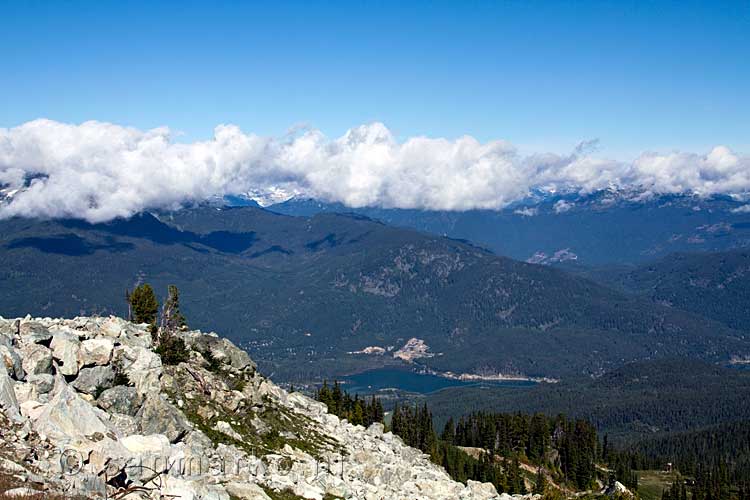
[2, 200, 749, 383]
[262, 190, 750, 266]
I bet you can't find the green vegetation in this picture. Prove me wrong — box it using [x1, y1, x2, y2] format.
[626, 421, 750, 484]
[161, 284, 187, 331]
[423, 359, 750, 442]
[258, 486, 305, 500]
[593, 249, 750, 331]
[127, 283, 158, 325]
[155, 335, 190, 365]
[315, 380, 383, 427]
[315, 382, 603, 494]
[636, 470, 683, 500]
[1, 208, 748, 382]
[170, 364, 337, 460]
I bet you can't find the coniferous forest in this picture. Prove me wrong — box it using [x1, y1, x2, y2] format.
[315, 382, 750, 499]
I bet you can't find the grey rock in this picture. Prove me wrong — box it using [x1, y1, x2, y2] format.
[0, 318, 20, 338]
[78, 338, 114, 366]
[0, 331, 11, 349]
[32, 382, 128, 477]
[72, 366, 115, 395]
[96, 385, 141, 415]
[27, 373, 55, 394]
[108, 413, 139, 436]
[20, 344, 53, 376]
[183, 430, 214, 455]
[189, 335, 256, 373]
[136, 394, 191, 443]
[18, 321, 52, 344]
[0, 367, 21, 421]
[221, 338, 256, 372]
[50, 332, 81, 376]
[225, 482, 272, 500]
[113, 345, 162, 395]
[2, 487, 40, 498]
[0, 345, 25, 380]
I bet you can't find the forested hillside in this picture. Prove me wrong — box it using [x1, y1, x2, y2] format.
[317, 382, 603, 494]
[423, 359, 750, 441]
[598, 250, 750, 332]
[1, 207, 748, 381]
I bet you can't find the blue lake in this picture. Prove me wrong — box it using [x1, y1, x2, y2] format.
[343, 367, 537, 394]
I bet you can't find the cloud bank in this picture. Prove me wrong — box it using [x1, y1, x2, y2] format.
[1, 119, 748, 222]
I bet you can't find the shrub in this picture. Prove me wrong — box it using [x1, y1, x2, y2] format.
[155, 334, 190, 365]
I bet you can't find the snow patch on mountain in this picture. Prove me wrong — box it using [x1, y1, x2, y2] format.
[527, 249, 578, 265]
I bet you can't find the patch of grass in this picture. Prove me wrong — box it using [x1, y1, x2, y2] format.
[258, 486, 306, 500]
[636, 470, 684, 500]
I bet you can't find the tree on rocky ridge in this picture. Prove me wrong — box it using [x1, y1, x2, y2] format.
[160, 284, 187, 332]
[127, 283, 159, 326]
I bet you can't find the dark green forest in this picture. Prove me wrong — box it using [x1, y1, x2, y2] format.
[2, 207, 749, 382]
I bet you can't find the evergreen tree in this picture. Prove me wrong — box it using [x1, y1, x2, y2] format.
[442, 417, 456, 444]
[534, 467, 548, 494]
[161, 284, 187, 332]
[128, 283, 159, 325]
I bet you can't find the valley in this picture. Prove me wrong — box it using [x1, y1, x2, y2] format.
[2, 204, 749, 383]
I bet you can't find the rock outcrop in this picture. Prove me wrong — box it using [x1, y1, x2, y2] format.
[0, 315, 538, 500]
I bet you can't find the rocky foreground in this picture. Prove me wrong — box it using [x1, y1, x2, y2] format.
[0, 315, 536, 500]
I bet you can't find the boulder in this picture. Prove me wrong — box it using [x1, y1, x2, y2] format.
[136, 394, 191, 443]
[121, 434, 170, 454]
[0, 318, 20, 338]
[214, 420, 243, 441]
[467, 480, 500, 500]
[114, 345, 162, 395]
[161, 478, 230, 500]
[20, 344, 53, 376]
[108, 413, 139, 436]
[14, 381, 38, 404]
[18, 321, 52, 345]
[225, 482, 272, 500]
[96, 385, 142, 415]
[189, 335, 256, 373]
[27, 374, 55, 394]
[0, 367, 21, 421]
[220, 338, 256, 372]
[50, 332, 81, 376]
[2, 487, 40, 498]
[79, 338, 114, 366]
[19, 400, 46, 420]
[32, 380, 112, 441]
[72, 366, 115, 396]
[0, 345, 25, 380]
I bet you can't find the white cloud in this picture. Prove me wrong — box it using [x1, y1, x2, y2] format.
[553, 200, 574, 213]
[0, 119, 748, 222]
[732, 205, 750, 214]
[513, 207, 538, 217]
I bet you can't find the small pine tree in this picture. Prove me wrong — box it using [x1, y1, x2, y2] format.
[160, 284, 187, 333]
[534, 467, 548, 494]
[442, 417, 456, 444]
[128, 284, 159, 325]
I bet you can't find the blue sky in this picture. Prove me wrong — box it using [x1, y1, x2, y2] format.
[1, 0, 748, 158]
